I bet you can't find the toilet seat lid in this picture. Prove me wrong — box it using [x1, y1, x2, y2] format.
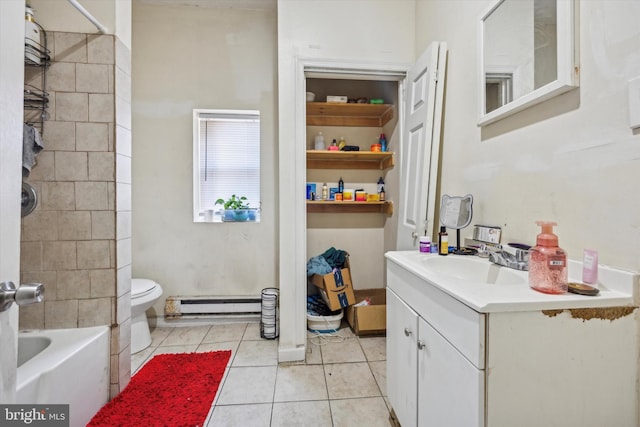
[132, 278, 158, 298]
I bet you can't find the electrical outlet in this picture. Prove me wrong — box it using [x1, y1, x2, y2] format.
[629, 76, 640, 129]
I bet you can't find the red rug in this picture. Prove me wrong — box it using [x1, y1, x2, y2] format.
[88, 351, 231, 427]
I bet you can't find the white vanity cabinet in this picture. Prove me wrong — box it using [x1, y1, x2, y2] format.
[386, 251, 638, 427]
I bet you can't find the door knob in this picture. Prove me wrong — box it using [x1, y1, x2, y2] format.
[411, 232, 418, 239]
[0, 281, 44, 312]
[404, 327, 412, 336]
[417, 340, 426, 350]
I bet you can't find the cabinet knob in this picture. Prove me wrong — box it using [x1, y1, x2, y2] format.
[404, 327, 412, 336]
[417, 340, 426, 350]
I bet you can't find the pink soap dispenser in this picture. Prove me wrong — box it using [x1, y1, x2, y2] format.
[528, 221, 568, 294]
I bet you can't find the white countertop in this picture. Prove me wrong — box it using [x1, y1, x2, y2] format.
[385, 250, 637, 313]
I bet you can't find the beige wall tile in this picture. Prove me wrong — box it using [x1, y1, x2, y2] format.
[115, 96, 131, 131]
[43, 121, 76, 151]
[25, 66, 43, 90]
[47, 91, 56, 121]
[88, 152, 115, 181]
[110, 354, 119, 384]
[115, 154, 131, 184]
[76, 122, 108, 151]
[88, 35, 114, 65]
[45, 299, 78, 328]
[79, 297, 112, 327]
[115, 67, 131, 103]
[42, 182, 75, 210]
[76, 181, 108, 210]
[89, 93, 114, 123]
[76, 63, 110, 93]
[55, 92, 88, 122]
[115, 125, 131, 157]
[21, 270, 58, 300]
[107, 182, 116, 210]
[22, 211, 58, 242]
[20, 242, 42, 272]
[116, 211, 131, 240]
[92, 210, 115, 240]
[116, 291, 131, 325]
[77, 240, 111, 269]
[90, 268, 116, 298]
[116, 237, 131, 269]
[28, 151, 55, 181]
[42, 241, 77, 270]
[115, 183, 131, 211]
[18, 303, 45, 329]
[54, 32, 87, 63]
[47, 62, 76, 92]
[57, 269, 90, 300]
[55, 151, 88, 181]
[117, 264, 131, 298]
[118, 342, 131, 387]
[58, 211, 91, 240]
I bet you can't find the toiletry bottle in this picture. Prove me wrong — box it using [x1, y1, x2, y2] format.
[582, 249, 598, 285]
[528, 221, 568, 294]
[419, 236, 431, 253]
[338, 177, 344, 193]
[321, 183, 328, 201]
[338, 136, 346, 150]
[314, 132, 325, 150]
[379, 133, 387, 152]
[438, 226, 448, 256]
[379, 186, 385, 201]
[377, 177, 385, 194]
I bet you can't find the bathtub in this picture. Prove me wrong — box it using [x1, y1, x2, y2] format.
[17, 326, 110, 427]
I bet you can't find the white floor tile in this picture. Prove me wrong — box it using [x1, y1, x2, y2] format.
[161, 325, 211, 346]
[358, 336, 386, 361]
[271, 400, 333, 427]
[215, 366, 277, 405]
[207, 403, 272, 427]
[203, 322, 247, 343]
[274, 364, 328, 402]
[233, 339, 278, 366]
[330, 396, 391, 427]
[320, 337, 366, 364]
[324, 362, 381, 400]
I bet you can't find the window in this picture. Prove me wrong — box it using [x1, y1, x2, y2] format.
[193, 109, 260, 222]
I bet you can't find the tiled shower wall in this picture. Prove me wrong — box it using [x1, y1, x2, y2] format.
[20, 32, 132, 398]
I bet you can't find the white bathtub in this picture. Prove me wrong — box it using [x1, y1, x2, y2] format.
[17, 326, 110, 427]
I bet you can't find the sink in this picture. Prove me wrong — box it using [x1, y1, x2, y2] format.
[420, 255, 527, 285]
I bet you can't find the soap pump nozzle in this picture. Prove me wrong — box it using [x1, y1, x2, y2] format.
[535, 221, 559, 247]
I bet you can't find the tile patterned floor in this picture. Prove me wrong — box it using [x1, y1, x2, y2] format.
[131, 322, 390, 427]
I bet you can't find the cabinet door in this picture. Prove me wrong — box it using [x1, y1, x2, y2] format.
[418, 317, 484, 427]
[387, 289, 419, 427]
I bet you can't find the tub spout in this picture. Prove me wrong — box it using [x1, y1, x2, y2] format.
[0, 281, 44, 312]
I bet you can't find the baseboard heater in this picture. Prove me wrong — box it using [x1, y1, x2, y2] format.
[165, 296, 261, 318]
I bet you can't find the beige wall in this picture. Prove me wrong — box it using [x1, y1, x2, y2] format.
[415, 0, 640, 272]
[131, 1, 278, 313]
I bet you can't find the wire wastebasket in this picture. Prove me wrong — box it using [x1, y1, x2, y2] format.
[260, 287, 279, 339]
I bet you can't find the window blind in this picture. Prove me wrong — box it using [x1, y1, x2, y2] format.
[196, 110, 260, 214]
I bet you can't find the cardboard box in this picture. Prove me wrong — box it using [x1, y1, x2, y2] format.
[310, 258, 355, 311]
[346, 289, 387, 336]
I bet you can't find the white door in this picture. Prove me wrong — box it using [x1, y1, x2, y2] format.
[396, 42, 447, 250]
[0, 0, 26, 403]
[387, 288, 419, 427]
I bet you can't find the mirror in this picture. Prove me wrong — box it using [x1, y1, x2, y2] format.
[478, 0, 579, 126]
[440, 194, 475, 254]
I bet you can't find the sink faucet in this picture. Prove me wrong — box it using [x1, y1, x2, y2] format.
[478, 244, 529, 271]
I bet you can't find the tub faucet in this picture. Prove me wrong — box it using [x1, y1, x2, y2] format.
[478, 244, 530, 271]
[0, 281, 44, 312]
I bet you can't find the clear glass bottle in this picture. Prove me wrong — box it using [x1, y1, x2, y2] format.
[529, 221, 568, 294]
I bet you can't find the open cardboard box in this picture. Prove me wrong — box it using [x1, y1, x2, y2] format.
[310, 257, 355, 311]
[346, 288, 387, 336]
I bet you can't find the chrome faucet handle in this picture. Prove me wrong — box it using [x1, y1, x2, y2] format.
[0, 281, 44, 312]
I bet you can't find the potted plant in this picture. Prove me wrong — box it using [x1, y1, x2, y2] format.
[215, 195, 255, 221]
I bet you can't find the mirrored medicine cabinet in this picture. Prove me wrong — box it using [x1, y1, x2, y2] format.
[478, 0, 579, 126]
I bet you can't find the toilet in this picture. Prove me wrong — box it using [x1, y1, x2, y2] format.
[131, 278, 163, 354]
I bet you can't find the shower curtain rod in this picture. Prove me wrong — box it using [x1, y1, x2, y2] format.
[67, 0, 108, 34]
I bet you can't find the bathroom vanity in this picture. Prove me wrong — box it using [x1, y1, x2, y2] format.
[386, 251, 638, 427]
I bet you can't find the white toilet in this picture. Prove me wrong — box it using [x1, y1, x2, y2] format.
[131, 278, 163, 354]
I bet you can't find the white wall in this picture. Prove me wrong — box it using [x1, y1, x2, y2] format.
[131, 1, 278, 314]
[415, 0, 640, 272]
[277, 0, 415, 360]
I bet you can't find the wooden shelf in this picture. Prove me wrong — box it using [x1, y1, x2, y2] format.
[306, 150, 394, 170]
[307, 201, 393, 216]
[306, 102, 394, 127]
